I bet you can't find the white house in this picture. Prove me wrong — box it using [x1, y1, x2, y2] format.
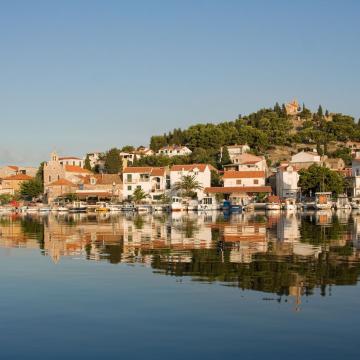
[123, 166, 168, 201]
[224, 153, 267, 172]
[222, 144, 250, 163]
[276, 164, 300, 198]
[223, 171, 265, 187]
[352, 158, 360, 197]
[157, 145, 192, 157]
[170, 164, 214, 199]
[290, 151, 321, 169]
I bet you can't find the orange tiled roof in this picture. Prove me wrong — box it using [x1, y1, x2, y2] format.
[3, 174, 33, 181]
[223, 171, 265, 179]
[82, 174, 122, 185]
[171, 164, 216, 172]
[65, 165, 91, 173]
[48, 178, 77, 187]
[123, 167, 166, 176]
[8, 165, 19, 171]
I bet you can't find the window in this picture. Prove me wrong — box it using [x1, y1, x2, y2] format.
[127, 174, 132, 183]
[49, 176, 51, 182]
[236, 180, 242, 185]
[128, 185, 132, 191]
[254, 179, 259, 184]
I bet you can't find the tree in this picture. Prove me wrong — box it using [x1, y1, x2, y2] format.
[173, 174, 203, 198]
[121, 145, 135, 152]
[133, 187, 147, 203]
[20, 179, 43, 199]
[317, 105, 323, 117]
[0, 194, 12, 205]
[220, 146, 231, 166]
[298, 165, 344, 196]
[84, 155, 92, 171]
[104, 148, 122, 174]
[211, 170, 222, 187]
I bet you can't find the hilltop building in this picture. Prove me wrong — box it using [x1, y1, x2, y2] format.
[285, 99, 300, 116]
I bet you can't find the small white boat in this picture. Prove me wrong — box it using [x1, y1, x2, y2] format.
[283, 199, 297, 211]
[122, 203, 136, 212]
[26, 207, 39, 213]
[95, 202, 109, 212]
[335, 194, 351, 210]
[266, 196, 281, 211]
[153, 204, 168, 212]
[315, 192, 332, 210]
[107, 204, 123, 212]
[136, 205, 152, 213]
[351, 198, 360, 209]
[198, 197, 219, 211]
[171, 197, 184, 212]
[38, 206, 51, 213]
[68, 201, 87, 213]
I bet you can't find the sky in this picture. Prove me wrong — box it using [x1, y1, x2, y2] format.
[1, 0, 359, 166]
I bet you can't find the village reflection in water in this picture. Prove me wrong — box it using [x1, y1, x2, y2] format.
[1, 210, 360, 310]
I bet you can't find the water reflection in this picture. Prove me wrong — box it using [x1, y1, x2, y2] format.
[1, 211, 360, 307]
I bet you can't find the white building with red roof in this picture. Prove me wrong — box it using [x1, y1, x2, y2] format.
[170, 164, 215, 199]
[224, 153, 267, 172]
[223, 171, 266, 187]
[122, 166, 168, 201]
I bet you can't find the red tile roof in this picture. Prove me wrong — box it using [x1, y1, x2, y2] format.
[204, 186, 271, 194]
[8, 165, 19, 171]
[223, 171, 265, 179]
[170, 164, 216, 172]
[65, 165, 91, 173]
[3, 174, 33, 181]
[123, 167, 166, 176]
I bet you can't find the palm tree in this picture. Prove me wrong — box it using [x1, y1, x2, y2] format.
[173, 174, 203, 198]
[133, 187, 147, 204]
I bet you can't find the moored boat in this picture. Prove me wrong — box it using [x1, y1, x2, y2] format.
[68, 201, 88, 213]
[266, 196, 281, 211]
[315, 192, 332, 210]
[171, 196, 184, 212]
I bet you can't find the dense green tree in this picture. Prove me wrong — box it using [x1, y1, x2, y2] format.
[20, 179, 43, 199]
[84, 155, 92, 171]
[121, 145, 135, 152]
[220, 146, 231, 166]
[298, 165, 344, 196]
[104, 148, 122, 174]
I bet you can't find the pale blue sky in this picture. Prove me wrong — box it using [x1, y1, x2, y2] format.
[1, 0, 359, 165]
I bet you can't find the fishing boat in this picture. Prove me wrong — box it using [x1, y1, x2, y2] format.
[222, 200, 242, 213]
[107, 204, 123, 212]
[198, 197, 219, 211]
[266, 196, 281, 211]
[335, 194, 351, 210]
[315, 192, 333, 210]
[283, 198, 297, 211]
[68, 201, 88, 213]
[95, 202, 109, 212]
[171, 196, 184, 212]
[122, 203, 136, 212]
[351, 197, 360, 209]
[136, 204, 152, 213]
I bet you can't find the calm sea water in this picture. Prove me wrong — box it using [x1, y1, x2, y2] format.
[0, 210, 359, 359]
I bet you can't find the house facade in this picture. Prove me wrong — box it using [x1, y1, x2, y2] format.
[170, 164, 213, 199]
[157, 145, 192, 157]
[224, 153, 267, 172]
[290, 151, 321, 169]
[223, 171, 265, 188]
[0, 165, 37, 179]
[222, 144, 250, 162]
[276, 165, 300, 198]
[0, 174, 33, 195]
[352, 158, 360, 197]
[123, 167, 168, 201]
